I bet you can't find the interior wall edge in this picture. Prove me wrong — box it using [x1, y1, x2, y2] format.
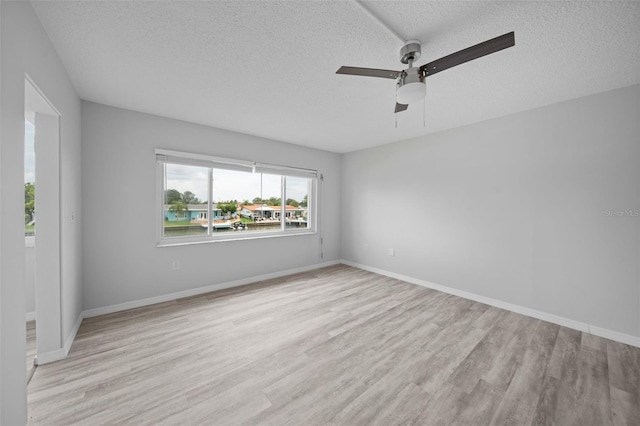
[1, 2, 82, 421]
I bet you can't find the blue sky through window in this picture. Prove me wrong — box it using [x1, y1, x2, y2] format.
[25, 120, 35, 183]
[166, 164, 308, 204]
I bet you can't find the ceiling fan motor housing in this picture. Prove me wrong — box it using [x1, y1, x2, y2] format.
[400, 40, 422, 64]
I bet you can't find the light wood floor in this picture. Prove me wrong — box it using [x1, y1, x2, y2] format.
[28, 265, 639, 425]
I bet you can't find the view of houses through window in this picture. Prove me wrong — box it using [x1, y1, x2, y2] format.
[159, 152, 315, 242]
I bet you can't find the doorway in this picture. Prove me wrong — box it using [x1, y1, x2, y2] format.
[24, 77, 62, 380]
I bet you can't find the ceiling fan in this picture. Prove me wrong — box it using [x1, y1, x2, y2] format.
[336, 32, 515, 113]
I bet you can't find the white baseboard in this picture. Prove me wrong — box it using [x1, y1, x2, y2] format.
[35, 349, 66, 365]
[83, 260, 341, 319]
[64, 312, 84, 356]
[26, 311, 36, 322]
[40, 258, 640, 365]
[35, 312, 84, 365]
[589, 325, 640, 348]
[341, 260, 640, 348]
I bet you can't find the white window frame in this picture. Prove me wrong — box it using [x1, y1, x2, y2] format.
[156, 149, 318, 246]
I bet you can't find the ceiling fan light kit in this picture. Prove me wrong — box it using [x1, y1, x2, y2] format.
[396, 71, 425, 105]
[336, 5, 515, 117]
[396, 40, 426, 105]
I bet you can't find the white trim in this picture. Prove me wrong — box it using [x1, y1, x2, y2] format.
[63, 313, 83, 357]
[254, 162, 318, 178]
[34, 312, 83, 365]
[35, 349, 65, 365]
[25, 311, 35, 322]
[340, 260, 640, 348]
[589, 325, 640, 348]
[41, 260, 640, 366]
[157, 229, 316, 247]
[25, 74, 62, 117]
[83, 260, 340, 318]
[156, 148, 253, 169]
[155, 149, 317, 178]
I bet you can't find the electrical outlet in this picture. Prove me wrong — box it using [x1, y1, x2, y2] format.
[364, 243, 369, 251]
[388, 248, 395, 257]
[172, 260, 181, 270]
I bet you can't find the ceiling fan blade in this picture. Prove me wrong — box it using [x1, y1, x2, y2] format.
[420, 32, 514, 77]
[336, 66, 401, 80]
[394, 103, 408, 113]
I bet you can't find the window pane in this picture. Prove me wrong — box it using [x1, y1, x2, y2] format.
[25, 120, 36, 237]
[285, 176, 310, 230]
[212, 169, 282, 234]
[158, 150, 317, 243]
[163, 163, 209, 238]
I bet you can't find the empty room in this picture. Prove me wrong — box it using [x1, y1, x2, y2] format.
[1, 1, 639, 425]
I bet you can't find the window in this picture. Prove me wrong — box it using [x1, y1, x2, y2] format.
[157, 149, 317, 245]
[25, 119, 36, 242]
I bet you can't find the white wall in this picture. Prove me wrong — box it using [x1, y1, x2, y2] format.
[81, 102, 341, 311]
[34, 112, 63, 356]
[0, 2, 82, 423]
[25, 247, 35, 316]
[0, 1, 4, 421]
[342, 84, 640, 339]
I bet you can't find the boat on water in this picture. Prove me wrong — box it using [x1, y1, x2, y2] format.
[286, 218, 307, 223]
[285, 218, 308, 227]
[200, 220, 233, 229]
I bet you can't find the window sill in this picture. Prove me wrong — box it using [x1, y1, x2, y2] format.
[25, 236, 35, 248]
[157, 229, 317, 247]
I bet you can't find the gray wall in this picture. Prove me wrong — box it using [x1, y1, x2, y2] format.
[0, 1, 82, 423]
[81, 102, 341, 311]
[25, 247, 35, 315]
[342, 84, 640, 338]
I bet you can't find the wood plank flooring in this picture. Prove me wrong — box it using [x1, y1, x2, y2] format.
[27, 265, 640, 425]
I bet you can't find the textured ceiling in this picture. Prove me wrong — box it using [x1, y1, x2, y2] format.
[31, 1, 640, 153]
